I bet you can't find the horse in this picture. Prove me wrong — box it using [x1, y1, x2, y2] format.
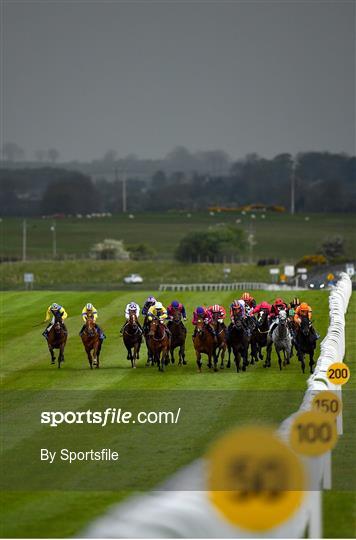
[167, 309, 187, 366]
[294, 315, 317, 374]
[146, 318, 170, 372]
[122, 310, 142, 368]
[192, 318, 218, 372]
[226, 313, 249, 372]
[250, 309, 269, 363]
[81, 316, 102, 369]
[265, 310, 292, 370]
[210, 312, 227, 369]
[46, 313, 67, 368]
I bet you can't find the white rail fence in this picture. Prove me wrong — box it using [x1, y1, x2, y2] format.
[84, 273, 352, 539]
[159, 281, 307, 292]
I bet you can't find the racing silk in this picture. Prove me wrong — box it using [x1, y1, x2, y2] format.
[269, 301, 288, 318]
[192, 308, 212, 325]
[230, 302, 245, 319]
[147, 304, 168, 321]
[208, 305, 226, 320]
[244, 297, 256, 310]
[125, 303, 140, 320]
[294, 304, 312, 323]
[251, 302, 272, 316]
[81, 305, 98, 322]
[45, 305, 67, 322]
[167, 303, 186, 319]
[142, 300, 156, 316]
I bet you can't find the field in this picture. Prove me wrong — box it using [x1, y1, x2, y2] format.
[1, 211, 355, 262]
[0, 289, 355, 538]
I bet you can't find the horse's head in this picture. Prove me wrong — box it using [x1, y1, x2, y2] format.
[278, 309, 287, 325]
[257, 309, 268, 327]
[149, 317, 163, 337]
[300, 315, 311, 336]
[195, 318, 205, 335]
[54, 313, 63, 332]
[129, 309, 138, 326]
[85, 316, 96, 336]
[233, 312, 243, 328]
[172, 308, 182, 322]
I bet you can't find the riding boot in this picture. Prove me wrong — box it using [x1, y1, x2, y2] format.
[42, 323, 51, 339]
[96, 324, 106, 340]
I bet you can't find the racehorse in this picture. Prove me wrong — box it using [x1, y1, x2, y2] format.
[250, 309, 269, 363]
[168, 309, 187, 366]
[295, 315, 316, 374]
[146, 318, 170, 372]
[192, 318, 218, 372]
[265, 310, 292, 370]
[122, 309, 142, 368]
[81, 316, 102, 369]
[210, 312, 227, 369]
[226, 313, 249, 372]
[47, 313, 67, 368]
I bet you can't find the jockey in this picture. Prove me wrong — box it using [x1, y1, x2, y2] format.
[288, 297, 301, 317]
[142, 296, 157, 333]
[294, 302, 319, 341]
[167, 300, 187, 320]
[241, 292, 257, 313]
[192, 306, 216, 339]
[250, 301, 272, 316]
[120, 302, 142, 334]
[167, 300, 187, 331]
[147, 301, 168, 322]
[208, 304, 227, 324]
[142, 296, 157, 316]
[269, 298, 288, 333]
[230, 299, 246, 320]
[43, 303, 68, 339]
[80, 303, 105, 340]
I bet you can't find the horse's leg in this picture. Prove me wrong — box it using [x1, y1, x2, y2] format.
[213, 348, 218, 372]
[226, 345, 231, 368]
[86, 348, 93, 369]
[258, 341, 264, 360]
[276, 348, 282, 370]
[298, 351, 305, 373]
[234, 349, 240, 373]
[196, 350, 202, 372]
[171, 347, 175, 364]
[309, 351, 314, 374]
[49, 345, 56, 365]
[220, 345, 225, 369]
[58, 345, 64, 369]
[264, 341, 271, 368]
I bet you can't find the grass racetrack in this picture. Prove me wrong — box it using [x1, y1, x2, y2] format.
[0, 289, 355, 538]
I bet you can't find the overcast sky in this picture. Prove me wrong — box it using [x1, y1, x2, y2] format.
[1, 0, 355, 162]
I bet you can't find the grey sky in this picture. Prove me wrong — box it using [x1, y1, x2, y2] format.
[1, 0, 355, 162]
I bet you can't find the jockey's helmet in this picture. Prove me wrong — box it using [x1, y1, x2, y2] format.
[51, 303, 60, 310]
[275, 298, 284, 305]
[241, 292, 251, 301]
[261, 301, 270, 310]
[86, 303, 93, 310]
[155, 302, 163, 309]
[129, 302, 137, 310]
[147, 296, 156, 303]
[300, 302, 309, 310]
[172, 300, 179, 308]
[232, 299, 239, 307]
[292, 297, 300, 305]
[196, 306, 205, 315]
[212, 304, 220, 312]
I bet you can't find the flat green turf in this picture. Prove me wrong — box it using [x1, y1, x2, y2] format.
[1, 211, 355, 262]
[0, 289, 355, 538]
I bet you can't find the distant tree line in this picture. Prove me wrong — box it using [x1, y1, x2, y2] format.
[0, 151, 354, 216]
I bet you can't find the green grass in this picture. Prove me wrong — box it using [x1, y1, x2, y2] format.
[0, 289, 355, 538]
[1, 211, 355, 262]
